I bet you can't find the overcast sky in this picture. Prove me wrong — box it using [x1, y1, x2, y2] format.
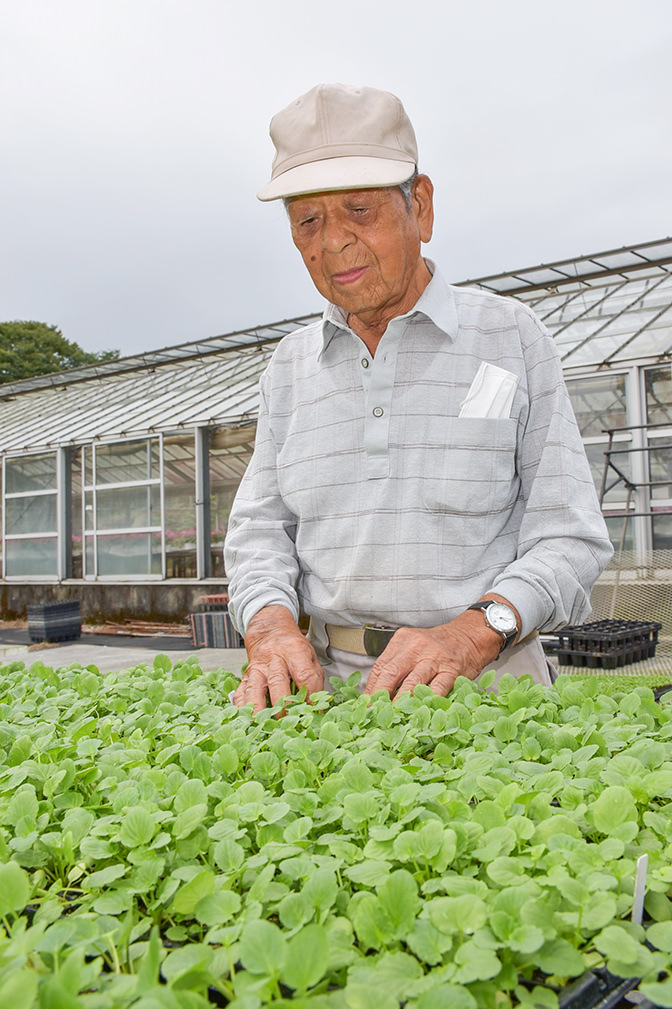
[2, 0, 671, 357]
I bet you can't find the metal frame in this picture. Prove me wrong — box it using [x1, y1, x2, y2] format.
[460, 237, 672, 296]
[83, 436, 164, 580]
[56, 447, 72, 580]
[0, 313, 322, 399]
[1, 450, 60, 582]
[194, 426, 212, 580]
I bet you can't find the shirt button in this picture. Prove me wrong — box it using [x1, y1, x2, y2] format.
[372, 406, 384, 418]
[361, 358, 369, 368]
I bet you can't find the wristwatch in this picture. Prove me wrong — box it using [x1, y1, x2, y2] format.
[466, 600, 518, 656]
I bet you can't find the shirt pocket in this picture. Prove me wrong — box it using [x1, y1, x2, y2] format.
[421, 417, 518, 515]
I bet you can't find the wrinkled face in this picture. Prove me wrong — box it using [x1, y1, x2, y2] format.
[287, 178, 434, 324]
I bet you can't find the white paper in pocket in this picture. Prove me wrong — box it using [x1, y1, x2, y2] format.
[458, 362, 518, 419]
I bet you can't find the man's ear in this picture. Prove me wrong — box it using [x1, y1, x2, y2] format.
[412, 174, 434, 244]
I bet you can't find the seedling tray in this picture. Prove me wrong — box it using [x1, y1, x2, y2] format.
[197, 593, 229, 611]
[188, 609, 243, 648]
[27, 600, 81, 642]
[558, 965, 640, 1009]
[550, 619, 661, 669]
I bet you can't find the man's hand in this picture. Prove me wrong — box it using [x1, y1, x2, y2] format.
[363, 596, 520, 700]
[233, 605, 325, 713]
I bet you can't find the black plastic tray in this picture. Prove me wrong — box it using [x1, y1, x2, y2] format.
[550, 619, 661, 669]
[27, 600, 81, 643]
[558, 965, 640, 1009]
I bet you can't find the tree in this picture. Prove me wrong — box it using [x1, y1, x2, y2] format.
[0, 321, 119, 384]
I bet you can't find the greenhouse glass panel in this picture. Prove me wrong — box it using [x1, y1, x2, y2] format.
[652, 512, 672, 551]
[562, 337, 626, 368]
[620, 328, 672, 361]
[94, 440, 156, 485]
[85, 535, 95, 576]
[5, 537, 58, 576]
[648, 437, 672, 500]
[151, 440, 161, 480]
[645, 366, 672, 426]
[583, 441, 631, 504]
[165, 546, 197, 578]
[3, 452, 59, 576]
[542, 288, 609, 328]
[603, 515, 634, 552]
[210, 476, 240, 545]
[81, 437, 164, 577]
[84, 491, 94, 531]
[96, 532, 162, 576]
[163, 435, 197, 580]
[210, 428, 256, 578]
[565, 375, 627, 438]
[5, 495, 57, 535]
[95, 484, 160, 530]
[5, 453, 57, 494]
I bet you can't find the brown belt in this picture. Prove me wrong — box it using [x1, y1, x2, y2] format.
[325, 623, 397, 657]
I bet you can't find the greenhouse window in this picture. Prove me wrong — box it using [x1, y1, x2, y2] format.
[82, 439, 163, 579]
[2, 452, 59, 577]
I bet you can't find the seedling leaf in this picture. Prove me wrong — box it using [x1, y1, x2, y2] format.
[280, 923, 329, 992]
[239, 919, 287, 976]
[0, 861, 30, 915]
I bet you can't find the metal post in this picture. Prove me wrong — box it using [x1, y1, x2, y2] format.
[56, 446, 72, 580]
[195, 427, 211, 579]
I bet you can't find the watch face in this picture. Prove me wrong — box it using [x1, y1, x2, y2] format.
[487, 603, 517, 635]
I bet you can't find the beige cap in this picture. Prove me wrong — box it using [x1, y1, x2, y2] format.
[257, 83, 418, 202]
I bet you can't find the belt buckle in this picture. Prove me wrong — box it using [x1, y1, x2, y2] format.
[362, 623, 397, 658]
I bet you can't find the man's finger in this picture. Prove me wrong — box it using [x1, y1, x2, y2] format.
[425, 671, 459, 697]
[233, 675, 252, 707]
[364, 660, 408, 697]
[391, 661, 436, 698]
[237, 666, 273, 714]
[292, 663, 326, 696]
[265, 665, 295, 708]
[267, 661, 324, 707]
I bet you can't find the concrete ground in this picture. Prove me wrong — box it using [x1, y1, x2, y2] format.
[0, 626, 247, 675]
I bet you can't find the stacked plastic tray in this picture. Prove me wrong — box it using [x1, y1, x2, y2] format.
[188, 594, 243, 648]
[27, 601, 81, 643]
[197, 593, 229, 611]
[550, 618, 662, 669]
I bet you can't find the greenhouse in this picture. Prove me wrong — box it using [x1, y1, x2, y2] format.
[1, 237, 672, 626]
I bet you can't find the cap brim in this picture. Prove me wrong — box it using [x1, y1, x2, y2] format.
[256, 156, 416, 202]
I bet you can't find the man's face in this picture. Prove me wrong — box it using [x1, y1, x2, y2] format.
[287, 177, 434, 326]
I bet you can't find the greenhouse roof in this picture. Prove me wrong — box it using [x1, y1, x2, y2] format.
[0, 315, 318, 453]
[467, 237, 672, 371]
[1, 239, 671, 454]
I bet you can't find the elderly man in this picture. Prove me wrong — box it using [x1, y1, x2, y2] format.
[224, 83, 613, 712]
